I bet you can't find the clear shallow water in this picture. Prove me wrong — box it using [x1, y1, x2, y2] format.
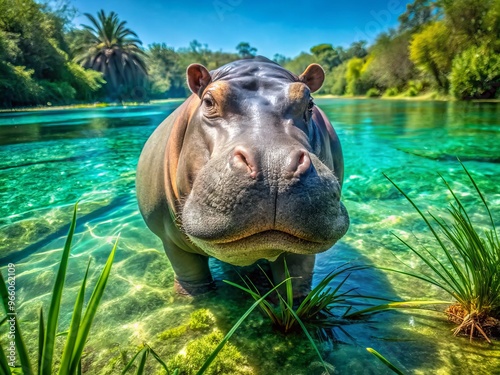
[1, 99, 499, 374]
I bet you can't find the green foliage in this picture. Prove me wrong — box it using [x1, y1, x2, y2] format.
[441, 0, 499, 46]
[367, 31, 416, 91]
[146, 43, 177, 98]
[404, 80, 424, 97]
[409, 21, 455, 90]
[366, 88, 381, 98]
[399, 0, 439, 33]
[39, 80, 76, 104]
[0, 0, 103, 107]
[284, 52, 315, 75]
[345, 57, 370, 95]
[326, 62, 348, 95]
[228, 263, 361, 334]
[64, 61, 105, 101]
[74, 10, 147, 101]
[235, 42, 257, 58]
[310, 43, 341, 71]
[384, 161, 500, 342]
[0, 203, 117, 374]
[0, 63, 44, 107]
[450, 45, 500, 99]
[384, 87, 399, 97]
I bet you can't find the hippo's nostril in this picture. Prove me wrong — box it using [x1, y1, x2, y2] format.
[286, 149, 312, 178]
[232, 146, 258, 179]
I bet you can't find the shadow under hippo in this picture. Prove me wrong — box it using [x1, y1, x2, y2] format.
[136, 56, 349, 296]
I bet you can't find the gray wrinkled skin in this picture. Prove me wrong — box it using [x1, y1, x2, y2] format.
[136, 56, 349, 296]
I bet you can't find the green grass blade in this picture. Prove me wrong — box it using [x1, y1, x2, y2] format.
[69, 237, 118, 374]
[196, 278, 291, 375]
[148, 345, 170, 374]
[58, 259, 91, 375]
[283, 259, 294, 309]
[121, 347, 145, 374]
[0, 267, 33, 375]
[459, 159, 498, 241]
[384, 174, 454, 260]
[134, 348, 148, 375]
[38, 308, 45, 374]
[366, 348, 404, 375]
[279, 298, 330, 374]
[0, 340, 12, 375]
[391, 235, 463, 297]
[40, 203, 78, 375]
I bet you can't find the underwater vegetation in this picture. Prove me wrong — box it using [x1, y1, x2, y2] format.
[384, 161, 500, 342]
[0, 204, 117, 375]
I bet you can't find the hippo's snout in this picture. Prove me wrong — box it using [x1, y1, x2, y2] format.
[231, 145, 312, 180]
[181, 145, 349, 266]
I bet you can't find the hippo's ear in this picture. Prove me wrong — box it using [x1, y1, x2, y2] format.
[187, 64, 212, 98]
[299, 64, 325, 93]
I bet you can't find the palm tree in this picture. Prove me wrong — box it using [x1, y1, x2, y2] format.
[73, 10, 147, 100]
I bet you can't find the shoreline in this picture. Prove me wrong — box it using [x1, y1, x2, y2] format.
[0, 98, 185, 114]
[2, 95, 500, 113]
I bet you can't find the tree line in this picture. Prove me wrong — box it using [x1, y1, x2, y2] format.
[1, 0, 499, 108]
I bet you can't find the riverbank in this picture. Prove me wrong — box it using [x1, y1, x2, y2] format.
[0, 98, 185, 113]
[2, 94, 500, 113]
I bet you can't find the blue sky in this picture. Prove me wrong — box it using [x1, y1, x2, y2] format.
[70, 0, 414, 58]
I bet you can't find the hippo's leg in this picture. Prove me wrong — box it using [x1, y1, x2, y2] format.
[162, 240, 214, 295]
[270, 253, 315, 299]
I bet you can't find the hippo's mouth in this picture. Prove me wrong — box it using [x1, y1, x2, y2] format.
[209, 229, 326, 246]
[187, 229, 335, 266]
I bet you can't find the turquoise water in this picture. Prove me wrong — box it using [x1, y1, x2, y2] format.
[0, 99, 499, 374]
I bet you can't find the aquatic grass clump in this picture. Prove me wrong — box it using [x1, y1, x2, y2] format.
[226, 262, 361, 335]
[384, 161, 500, 342]
[0, 203, 117, 374]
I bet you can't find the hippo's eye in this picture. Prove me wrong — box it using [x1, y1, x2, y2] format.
[203, 96, 214, 108]
[202, 94, 218, 118]
[307, 97, 314, 113]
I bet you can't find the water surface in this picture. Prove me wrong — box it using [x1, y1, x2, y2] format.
[1, 99, 499, 374]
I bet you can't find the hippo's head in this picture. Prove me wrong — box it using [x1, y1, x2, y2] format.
[176, 57, 349, 266]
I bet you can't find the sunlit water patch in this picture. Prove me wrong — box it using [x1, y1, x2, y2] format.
[1, 99, 499, 374]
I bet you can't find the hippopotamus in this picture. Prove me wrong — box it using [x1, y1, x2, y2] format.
[136, 56, 349, 296]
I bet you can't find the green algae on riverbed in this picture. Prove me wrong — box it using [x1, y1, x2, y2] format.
[0, 99, 499, 374]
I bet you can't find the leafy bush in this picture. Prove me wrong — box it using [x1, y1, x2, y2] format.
[366, 88, 381, 98]
[65, 62, 105, 101]
[403, 80, 424, 97]
[328, 62, 348, 95]
[39, 80, 76, 104]
[345, 57, 365, 95]
[0, 64, 43, 107]
[384, 87, 399, 97]
[450, 45, 500, 99]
